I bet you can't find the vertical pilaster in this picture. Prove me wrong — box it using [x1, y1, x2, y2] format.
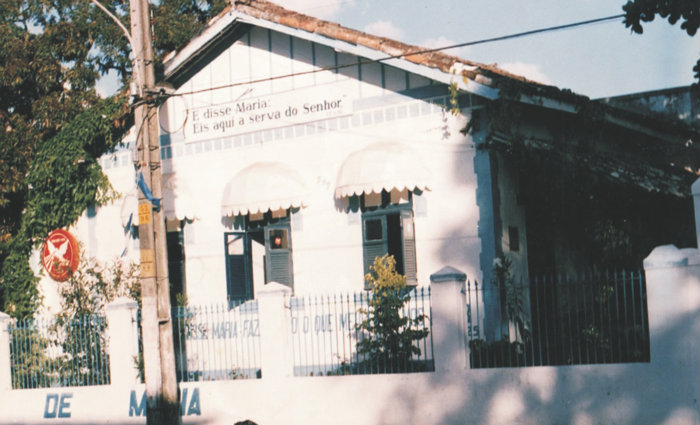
[257, 282, 293, 379]
[430, 266, 467, 373]
[105, 298, 140, 388]
[692, 178, 699, 249]
[0, 312, 12, 391]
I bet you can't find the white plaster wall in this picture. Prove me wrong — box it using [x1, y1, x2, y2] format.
[46, 26, 485, 311]
[2, 247, 698, 425]
[171, 102, 479, 301]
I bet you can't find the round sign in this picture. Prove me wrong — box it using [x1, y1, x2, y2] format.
[41, 229, 80, 281]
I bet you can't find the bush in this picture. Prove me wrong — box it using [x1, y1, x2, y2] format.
[356, 255, 429, 373]
[469, 338, 529, 368]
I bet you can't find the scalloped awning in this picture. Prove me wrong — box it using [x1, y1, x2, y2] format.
[334, 142, 432, 199]
[221, 162, 309, 217]
[162, 173, 199, 221]
[120, 173, 198, 226]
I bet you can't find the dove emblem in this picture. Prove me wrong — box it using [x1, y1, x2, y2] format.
[41, 229, 80, 281]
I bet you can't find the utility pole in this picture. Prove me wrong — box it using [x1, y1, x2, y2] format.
[129, 0, 181, 424]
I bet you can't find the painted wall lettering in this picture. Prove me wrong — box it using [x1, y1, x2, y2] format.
[185, 319, 260, 340]
[44, 393, 72, 419]
[129, 388, 201, 417]
[180, 388, 201, 416]
[183, 86, 351, 141]
[129, 391, 146, 417]
[290, 308, 426, 334]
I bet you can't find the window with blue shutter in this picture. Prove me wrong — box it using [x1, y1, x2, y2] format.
[361, 194, 417, 287]
[362, 215, 388, 288]
[224, 212, 295, 301]
[224, 232, 253, 302]
[264, 223, 293, 289]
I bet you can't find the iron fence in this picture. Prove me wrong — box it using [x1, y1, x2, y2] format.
[10, 315, 110, 389]
[290, 287, 433, 376]
[466, 270, 650, 368]
[170, 300, 261, 381]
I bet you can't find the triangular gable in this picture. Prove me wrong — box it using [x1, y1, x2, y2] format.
[158, 22, 482, 147]
[154, 0, 698, 197]
[162, 1, 503, 100]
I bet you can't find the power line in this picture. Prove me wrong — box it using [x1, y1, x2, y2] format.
[167, 13, 625, 98]
[428, 14, 625, 52]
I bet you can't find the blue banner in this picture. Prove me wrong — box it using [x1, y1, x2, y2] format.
[136, 172, 161, 212]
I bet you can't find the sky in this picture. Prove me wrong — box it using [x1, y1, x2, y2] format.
[99, 0, 699, 99]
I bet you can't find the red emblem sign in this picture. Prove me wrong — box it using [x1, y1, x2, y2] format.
[41, 229, 80, 281]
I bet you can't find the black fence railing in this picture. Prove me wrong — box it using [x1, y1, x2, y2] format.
[466, 270, 650, 368]
[290, 287, 434, 376]
[136, 301, 261, 383]
[10, 315, 110, 389]
[171, 301, 261, 381]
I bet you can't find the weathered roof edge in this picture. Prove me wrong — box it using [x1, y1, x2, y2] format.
[161, 0, 697, 144]
[163, 0, 567, 100]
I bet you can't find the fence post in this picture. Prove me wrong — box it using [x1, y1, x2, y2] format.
[105, 297, 140, 388]
[693, 178, 700, 249]
[643, 244, 700, 421]
[643, 245, 700, 359]
[257, 282, 293, 380]
[0, 312, 11, 391]
[430, 266, 467, 373]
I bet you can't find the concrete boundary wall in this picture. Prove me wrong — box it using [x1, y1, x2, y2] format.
[1, 249, 698, 425]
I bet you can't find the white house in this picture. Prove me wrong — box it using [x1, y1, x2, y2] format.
[8, 2, 699, 424]
[42, 0, 697, 340]
[64, 1, 509, 305]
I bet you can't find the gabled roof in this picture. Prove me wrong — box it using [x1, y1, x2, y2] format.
[163, 0, 566, 101]
[161, 0, 699, 197]
[162, 0, 679, 119]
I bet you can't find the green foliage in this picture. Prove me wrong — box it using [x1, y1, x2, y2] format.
[10, 314, 110, 388]
[356, 255, 429, 373]
[622, 0, 700, 82]
[623, 0, 699, 36]
[10, 323, 56, 389]
[1, 238, 41, 319]
[591, 219, 633, 266]
[0, 1, 226, 318]
[364, 254, 407, 291]
[10, 255, 140, 388]
[469, 338, 529, 368]
[55, 255, 139, 385]
[23, 96, 127, 239]
[49, 314, 111, 387]
[447, 81, 461, 115]
[0, 96, 130, 318]
[151, 0, 229, 68]
[57, 255, 141, 317]
[492, 255, 530, 341]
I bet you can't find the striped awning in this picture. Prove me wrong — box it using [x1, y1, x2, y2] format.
[334, 142, 432, 199]
[221, 162, 309, 217]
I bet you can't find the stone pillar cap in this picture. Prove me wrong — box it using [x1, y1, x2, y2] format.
[430, 266, 467, 283]
[644, 244, 700, 269]
[257, 281, 293, 296]
[105, 297, 139, 311]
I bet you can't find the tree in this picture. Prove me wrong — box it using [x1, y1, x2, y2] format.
[356, 255, 430, 373]
[0, 1, 227, 318]
[622, 0, 700, 83]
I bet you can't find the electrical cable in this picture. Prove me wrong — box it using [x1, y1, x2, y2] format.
[167, 13, 625, 98]
[129, 13, 625, 149]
